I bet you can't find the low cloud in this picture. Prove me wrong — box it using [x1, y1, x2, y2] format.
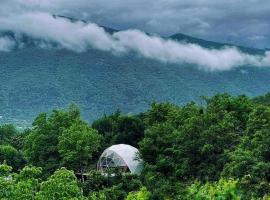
[1, 0, 270, 48]
[0, 36, 16, 52]
[0, 12, 269, 71]
[113, 30, 266, 71]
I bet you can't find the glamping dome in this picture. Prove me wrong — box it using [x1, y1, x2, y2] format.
[97, 144, 143, 175]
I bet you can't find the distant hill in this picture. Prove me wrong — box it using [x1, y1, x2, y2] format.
[53, 15, 267, 54]
[0, 17, 270, 128]
[169, 33, 265, 55]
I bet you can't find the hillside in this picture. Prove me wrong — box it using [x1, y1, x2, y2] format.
[170, 33, 265, 54]
[1, 23, 270, 128]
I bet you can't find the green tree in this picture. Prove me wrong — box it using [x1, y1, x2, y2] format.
[58, 119, 101, 176]
[92, 111, 145, 148]
[24, 104, 80, 176]
[92, 111, 121, 136]
[141, 95, 252, 180]
[0, 144, 25, 171]
[144, 102, 179, 127]
[114, 116, 145, 147]
[83, 169, 142, 199]
[223, 105, 270, 198]
[12, 165, 42, 200]
[0, 162, 14, 199]
[126, 187, 151, 200]
[94, 184, 127, 200]
[10, 129, 30, 150]
[140, 95, 253, 199]
[36, 168, 85, 200]
[0, 160, 12, 176]
[89, 191, 107, 200]
[253, 92, 270, 106]
[185, 179, 241, 200]
[0, 163, 42, 200]
[81, 170, 109, 196]
[0, 124, 18, 144]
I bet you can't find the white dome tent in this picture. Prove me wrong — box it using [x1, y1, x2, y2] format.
[97, 144, 143, 175]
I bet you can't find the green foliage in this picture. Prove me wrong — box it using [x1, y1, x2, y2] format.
[98, 184, 128, 200]
[0, 144, 25, 171]
[185, 179, 241, 200]
[89, 191, 107, 200]
[10, 129, 30, 150]
[36, 167, 85, 200]
[0, 161, 12, 176]
[58, 119, 101, 174]
[140, 95, 254, 198]
[24, 104, 81, 175]
[1, 35, 270, 130]
[0, 166, 14, 199]
[0, 164, 41, 200]
[125, 187, 151, 200]
[2, 94, 270, 199]
[81, 170, 109, 196]
[12, 166, 42, 200]
[0, 124, 26, 171]
[142, 170, 184, 200]
[142, 95, 248, 176]
[139, 122, 177, 172]
[253, 92, 270, 106]
[83, 169, 142, 199]
[0, 164, 84, 200]
[115, 115, 145, 147]
[16, 165, 42, 181]
[144, 102, 179, 127]
[223, 105, 270, 198]
[92, 111, 144, 148]
[0, 124, 18, 144]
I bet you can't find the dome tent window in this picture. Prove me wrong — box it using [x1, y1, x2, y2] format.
[97, 144, 143, 175]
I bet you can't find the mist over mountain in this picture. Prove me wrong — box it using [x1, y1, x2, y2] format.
[1, 16, 270, 128]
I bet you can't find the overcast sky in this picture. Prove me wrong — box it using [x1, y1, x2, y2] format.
[0, 0, 270, 71]
[1, 0, 269, 49]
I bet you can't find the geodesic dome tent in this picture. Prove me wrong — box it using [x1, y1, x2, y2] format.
[97, 144, 143, 175]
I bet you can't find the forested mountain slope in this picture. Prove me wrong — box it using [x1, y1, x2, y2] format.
[0, 23, 270, 127]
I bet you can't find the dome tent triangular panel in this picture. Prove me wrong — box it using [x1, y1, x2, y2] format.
[97, 144, 143, 174]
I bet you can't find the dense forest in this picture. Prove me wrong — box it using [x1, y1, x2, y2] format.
[1, 93, 270, 199]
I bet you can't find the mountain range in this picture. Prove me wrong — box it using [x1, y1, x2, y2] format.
[1, 17, 270, 128]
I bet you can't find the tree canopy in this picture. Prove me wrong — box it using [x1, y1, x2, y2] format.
[1, 93, 270, 199]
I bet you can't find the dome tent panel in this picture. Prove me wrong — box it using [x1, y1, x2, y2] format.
[98, 150, 126, 170]
[97, 144, 143, 174]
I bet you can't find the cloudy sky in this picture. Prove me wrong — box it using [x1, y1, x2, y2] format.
[1, 0, 269, 49]
[0, 0, 270, 71]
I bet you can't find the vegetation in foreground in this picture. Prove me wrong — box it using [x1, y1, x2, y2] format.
[1, 93, 270, 199]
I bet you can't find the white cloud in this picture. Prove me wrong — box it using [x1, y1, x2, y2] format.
[0, 13, 119, 52]
[0, 12, 269, 71]
[1, 0, 270, 48]
[113, 30, 265, 71]
[0, 37, 16, 52]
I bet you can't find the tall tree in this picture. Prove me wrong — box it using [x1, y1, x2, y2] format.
[24, 104, 80, 176]
[0, 124, 18, 144]
[58, 119, 101, 176]
[0, 144, 25, 171]
[36, 168, 85, 200]
[92, 111, 144, 148]
[223, 105, 270, 197]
